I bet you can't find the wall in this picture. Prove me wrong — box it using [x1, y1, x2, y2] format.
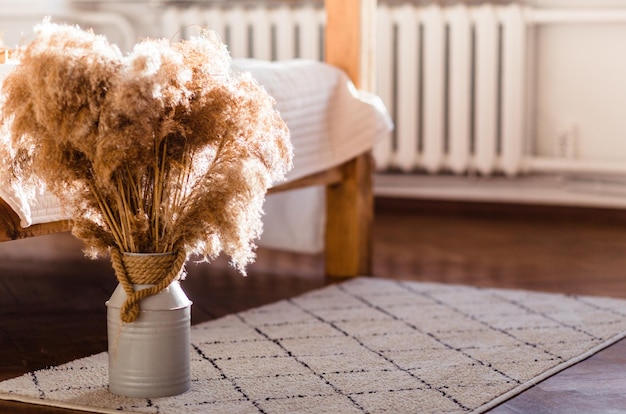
[67, 0, 163, 42]
[0, 0, 135, 52]
[529, 1, 626, 165]
[0, 1, 69, 47]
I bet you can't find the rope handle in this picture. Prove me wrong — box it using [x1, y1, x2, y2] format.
[110, 246, 187, 323]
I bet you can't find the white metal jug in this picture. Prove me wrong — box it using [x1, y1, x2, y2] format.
[106, 281, 192, 398]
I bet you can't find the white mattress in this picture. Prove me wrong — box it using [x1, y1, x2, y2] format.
[231, 59, 391, 182]
[1, 59, 392, 251]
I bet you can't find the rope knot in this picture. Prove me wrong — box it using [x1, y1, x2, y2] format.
[110, 247, 188, 323]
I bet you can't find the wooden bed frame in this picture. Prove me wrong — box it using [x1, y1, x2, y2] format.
[0, 0, 377, 278]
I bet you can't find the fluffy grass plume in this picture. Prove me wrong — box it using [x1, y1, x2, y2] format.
[0, 22, 293, 274]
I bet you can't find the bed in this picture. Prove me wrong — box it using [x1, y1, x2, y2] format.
[0, 0, 389, 278]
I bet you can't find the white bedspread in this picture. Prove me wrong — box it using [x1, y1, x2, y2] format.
[1, 59, 392, 251]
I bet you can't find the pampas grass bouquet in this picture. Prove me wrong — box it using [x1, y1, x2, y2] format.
[0, 20, 293, 274]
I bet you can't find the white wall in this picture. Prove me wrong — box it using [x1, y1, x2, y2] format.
[530, 1, 626, 164]
[0, 1, 138, 52]
[67, 0, 163, 42]
[0, 0, 70, 47]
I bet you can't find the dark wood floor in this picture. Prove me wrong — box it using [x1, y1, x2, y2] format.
[1, 198, 626, 413]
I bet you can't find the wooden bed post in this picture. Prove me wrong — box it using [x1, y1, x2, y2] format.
[324, 0, 377, 277]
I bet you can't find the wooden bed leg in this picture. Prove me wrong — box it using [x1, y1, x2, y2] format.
[325, 152, 374, 277]
[324, 0, 377, 277]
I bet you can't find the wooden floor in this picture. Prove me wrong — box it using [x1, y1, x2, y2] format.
[1, 198, 626, 413]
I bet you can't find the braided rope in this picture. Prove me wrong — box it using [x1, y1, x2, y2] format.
[110, 246, 188, 323]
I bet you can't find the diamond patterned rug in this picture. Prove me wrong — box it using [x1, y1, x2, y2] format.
[1, 277, 626, 413]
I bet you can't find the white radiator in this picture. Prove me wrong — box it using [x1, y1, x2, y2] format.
[162, 4, 325, 61]
[373, 4, 626, 178]
[374, 4, 526, 176]
[162, 3, 528, 177]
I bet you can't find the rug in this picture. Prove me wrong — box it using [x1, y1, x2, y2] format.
[2, 277, 626, 414]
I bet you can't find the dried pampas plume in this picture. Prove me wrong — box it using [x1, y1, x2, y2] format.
[0, 22, 293, 274]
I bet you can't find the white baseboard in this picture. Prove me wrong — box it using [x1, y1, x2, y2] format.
[374, 173, 626, 209]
